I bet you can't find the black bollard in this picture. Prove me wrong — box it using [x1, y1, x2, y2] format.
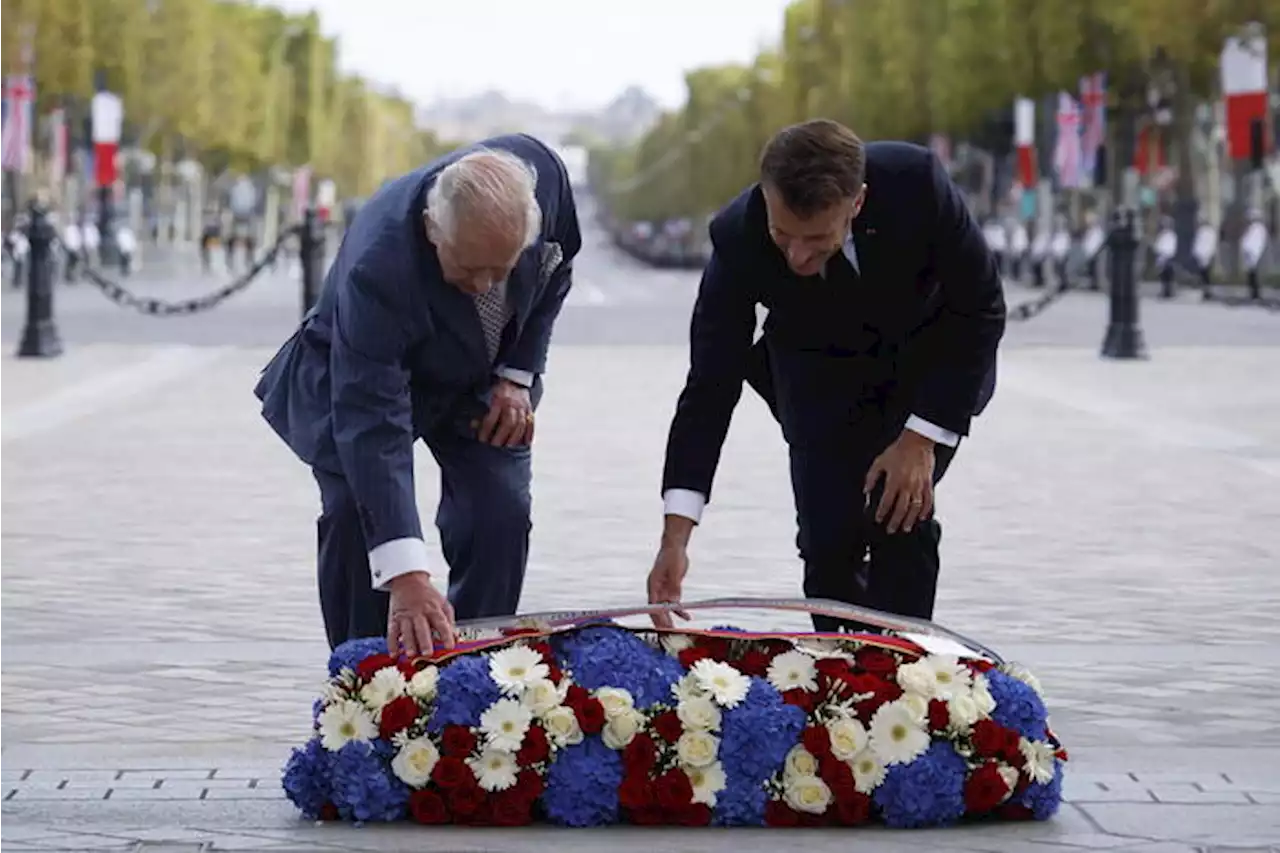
[299, 207, 325, 318]
[1100, 208, 1148, 360]
[17, 201, 64, 358]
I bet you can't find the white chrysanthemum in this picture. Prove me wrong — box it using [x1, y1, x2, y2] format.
[826, 717, 868, 762]
[390, 736, 440, 787]
[675, 731, 720, 768]
[407, 666, 439, 701]
[489, 646, 549, 696]
[767, 650, 819, 693]
[541, 705, 583, 747]
[685, 760, 727, 807]
[467, 748, 519, 792]
[676, 696, 721, 732]
[783, 775, 832, 814]
[520, 678, 564, 717]
[1019, 738, 1057, 784]
[479, 698, 533, 751]
[924, 655, 972, 697]
[869, 699, 931, 765]
[602, 708, 645, 750]
[895, 659, 936, 697]
[661, 633, 694, 655]
[671, 673, 709, 704]
[690, 659, 750, 708]
[359, 667, 407, 710]
[594, 687, 636, 720]
[900, 693, 930, 725]
[850, 748, 886, 794]
[318, 699, 378, 751]
[997, 763, 1020, 796]
[783, 745, 818, 779]
[321, 681, 348, 704]
[947, 693, 982, 732]
[971, 674, 997, 717]
[1000, 662, 1045, 698]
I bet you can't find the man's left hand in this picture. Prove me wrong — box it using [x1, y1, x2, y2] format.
[865, 430, 936, 534]
[477, 379, 534, 446]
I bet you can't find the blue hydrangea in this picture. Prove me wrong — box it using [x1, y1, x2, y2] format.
[986, 670, 1049, 741]
[555, 626, 683, 708]
[311, 698, 325, 727]
[872, 742, 968, 828]
[427, 654, 500, 732]
[1016, 762, 1064, 820]
[542, 734, 624, 826]
[281, 737, 332, 819]
[327, 637, 386, 678]
[328, 741, 408, 822]
[714, 679, 807, 826]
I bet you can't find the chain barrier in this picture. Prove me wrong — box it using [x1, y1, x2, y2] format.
[78, 225, 299, 317]
[1006, 279, 1072, 322]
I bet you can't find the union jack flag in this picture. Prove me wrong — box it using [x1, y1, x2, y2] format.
[1053, 92, 1083, 189]
[1079, 72, 1107, 186]
[2, 74, 35, 173]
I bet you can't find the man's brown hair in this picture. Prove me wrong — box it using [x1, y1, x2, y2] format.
[759, 119, 866, 218]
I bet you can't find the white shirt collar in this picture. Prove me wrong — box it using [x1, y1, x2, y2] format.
[820, 233, 861, 278]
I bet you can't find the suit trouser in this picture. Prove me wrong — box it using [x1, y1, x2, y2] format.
[313, 430, 532, 650]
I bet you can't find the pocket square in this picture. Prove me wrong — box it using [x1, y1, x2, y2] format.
[539, 241, 564, 286]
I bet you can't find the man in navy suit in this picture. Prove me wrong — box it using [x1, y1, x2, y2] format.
[255, 135, 580, 656]
[648, 120, 1006, 631]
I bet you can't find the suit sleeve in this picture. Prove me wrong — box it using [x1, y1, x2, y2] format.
[660, 246, 758, 499]
[330, 265, 426, 586]
[911, 153, 1007, 435]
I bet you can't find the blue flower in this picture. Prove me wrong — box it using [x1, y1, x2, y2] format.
[427, 654, 500, 732]
[281, 737, 332, 819]
[985, 670, 1049, 741]
[327, 637, 386, 678]
[542, 734, 624, 826]
[554, 626, 683, 708]
[328, 741, 408, 822]
[714, 679, 806, 826]
[872, 742, 968, 828]
[1016, 762, 1064, 820]
[311, 698, 325, 726]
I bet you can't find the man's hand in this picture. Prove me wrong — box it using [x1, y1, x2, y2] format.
[477, 379, 534, 447]
[387, 571, 456, 658]
[647, 544, 692, 630]
[865, 430, 936, 535]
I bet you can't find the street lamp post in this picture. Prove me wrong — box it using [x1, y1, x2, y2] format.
[1101, 207, 1148, 360]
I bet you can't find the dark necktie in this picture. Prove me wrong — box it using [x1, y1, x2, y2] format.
[473, 280, 512, 363]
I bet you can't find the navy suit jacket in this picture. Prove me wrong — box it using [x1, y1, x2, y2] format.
[255, 133, 580, 551]
[662, 141, 1005, 499]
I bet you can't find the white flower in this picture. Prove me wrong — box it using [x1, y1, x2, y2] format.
[783, 775, 832, 814]
[869, 699, 931, 765]
[924, 655, 972, 698]
[671, 673, 708, 705]
[1019, 738, 1057, 784]
[850, 748, 886, 794]
[690, 659, 750, 708]
[406, 666, 439, 701]
[685, 760, 727, 807]
[661, 633, 694, 655]
[358, 667, 406, 710]
[467, 748, 519, 792]
[541, 705, 584, 747]
[901, 693, 930, 725]
[676, 696, 722, 732]
[318, 700, 378, 751]
[594, 687, 636, 720]
[479, 698, 533, 751]
[321, 681, 348, 704]
[766, 651, 819, 693]
[895, 659, 936, 697]
[1000, 662, 1045, 698]
[971, 674, 997, 717]
[783, 745, 818, 778]
[489, 646, 549, 696]
[792, 638, 851, 659]
[947, 693, 982, 732]
[602, 709, 645, 750]
[390, 736, 440, 787]
[825, 717, 869, 762]
[520, 678, 564, 717]
[997, 763, 1021, 796]
[675, 731, 720, 768]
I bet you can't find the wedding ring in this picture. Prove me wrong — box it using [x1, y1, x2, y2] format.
[909, 497, 924, 505]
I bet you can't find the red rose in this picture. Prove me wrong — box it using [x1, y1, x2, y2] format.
[964, 762, 1010, 813]
[815, 658, 851, 679]
[356, 653, 396, 680]
[798, 811, 829, 827]
[397, 660, 420, 680]
[547, 664, 565, 683]
[1000, 734, 1024, 767]
[997, 803, 1034, 821]
[619, 773, 654, 810]
[854, 648, 899, 677]
[834, 792, 872, 825]
[516, 725, 550, 765]
[678, 647, 711, 668]
[654, 769, 694, 809]
[318, 802, 339, 821]
[515, 769, 545, 803]
[651, 710, 683, 743]
[782, 688, 815, 713]
[575, 698, 606, 734]
[564, 684, 590, 708]
[628, 805, 664, 825]
[849, 675, 903, 718]
[448, 780, 487, 818]
[431, 756, 471, 789]
[801, 726, 832, 758]
[764, 800, 801, 827]
[442, 725, 478, 757]
[490, 789, 532, 826]
[531, 641, 554, 662]
[820, 755, 855, 796]
[622, 733, 658, 775]
[377, 696, 420, 740]
[702, 636, 731, 660]
[970, 720, 1004, 757]
[969, 659, 996, 673]
[927, 699, 951, 733]
[677, 803, 713, 826]
[1056, 748, 1070, 762]
[408, 789, 449, 824]
[736, 649, 772, 677]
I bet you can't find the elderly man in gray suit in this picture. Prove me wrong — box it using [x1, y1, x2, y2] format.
[255, 135, 581, 657]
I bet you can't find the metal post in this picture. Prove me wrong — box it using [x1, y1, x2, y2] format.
[1101, 207, 1148, 360]
[17, 201, 64, 358]
[300, 206, 324, 318]
[97, 184, 117, 266]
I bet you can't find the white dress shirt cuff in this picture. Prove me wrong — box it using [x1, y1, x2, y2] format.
[663, 489, 707, 524]
[368, 537, 431, 590]
[495, 366, 535, 388]
[905, 415, 961, 448]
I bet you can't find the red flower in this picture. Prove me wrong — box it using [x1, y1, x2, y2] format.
[797, 811, 830, 827]
[854, 648, 899, 677]
[318, 802, 339, 821]
[563, 684, 590, 708]
[490, 789, 533, 826]
[515, 769, 545, 803]
[575, 698, 606, 734]
[516, 725, 550, 765]
[782, 688, 815, 714]
[619, 773, 654, 810]
[702, 636, 731, 660]
[848, 674, 903, 718]
[377, 696, 420, 740]
[628, 805, 664, 825]
[547, 663, 564, 683]
[396, 660, 420, 680]
[530, 641, 554, 662]
[815, 658, 851, 680]
[969, 659, 996, 673]
[764, 800, 801, 827]
[678, 647, 711, 668]
[441, 725, 478, 757]
[407, 790, 449, 824]
[651, 710, 683, 743]
[654, 769, 694, 809]
[964, 762, 1011, 813]
[622, 733, 658, 775]
[927, 699, 951, 733]
[801, 726, 832, 759]
[431, 756, 471, 789]
[997, 803, 1035, 821]
[447, 780, 487, 818]
[834, 792, 872, 825]
[820, 755, 855, 797]
[735, 648, 772, 677]
[676, 803, 713, 826]
[355, 653, 396, 680]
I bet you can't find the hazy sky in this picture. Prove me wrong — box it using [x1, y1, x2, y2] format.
[268, 0, 792, 110]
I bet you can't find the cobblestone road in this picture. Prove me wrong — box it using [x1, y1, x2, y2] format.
[2, 211, 1279, 851]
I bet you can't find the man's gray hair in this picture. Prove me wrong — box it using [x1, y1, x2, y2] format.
[425, 148, 542, 248]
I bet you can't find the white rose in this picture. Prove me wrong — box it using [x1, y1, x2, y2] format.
[947, 693, 981, 731]
[390, 736, 439, 787]
[602, 709, 645, 750]
[676, 696, 722, 731]
[900, 693, 930, 724]
[782, 775, 832, 815]
[783, 745, 818, 778]
[895, 660, 936, 697]
[594, 687, 636, 720]
[675, 731, 720, 768]
[407, 666, 439, 701]
[541, 706, 583, 747]
[521, 678, 563, 716]
[826, 718, 868, 762]
[359, 667, 406, 710]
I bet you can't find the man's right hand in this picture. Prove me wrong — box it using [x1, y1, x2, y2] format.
[387, 571, 456, 658]
[647, 544, 692, 630]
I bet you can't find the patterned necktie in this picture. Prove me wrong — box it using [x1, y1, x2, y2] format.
[473, 279, 512, 363]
